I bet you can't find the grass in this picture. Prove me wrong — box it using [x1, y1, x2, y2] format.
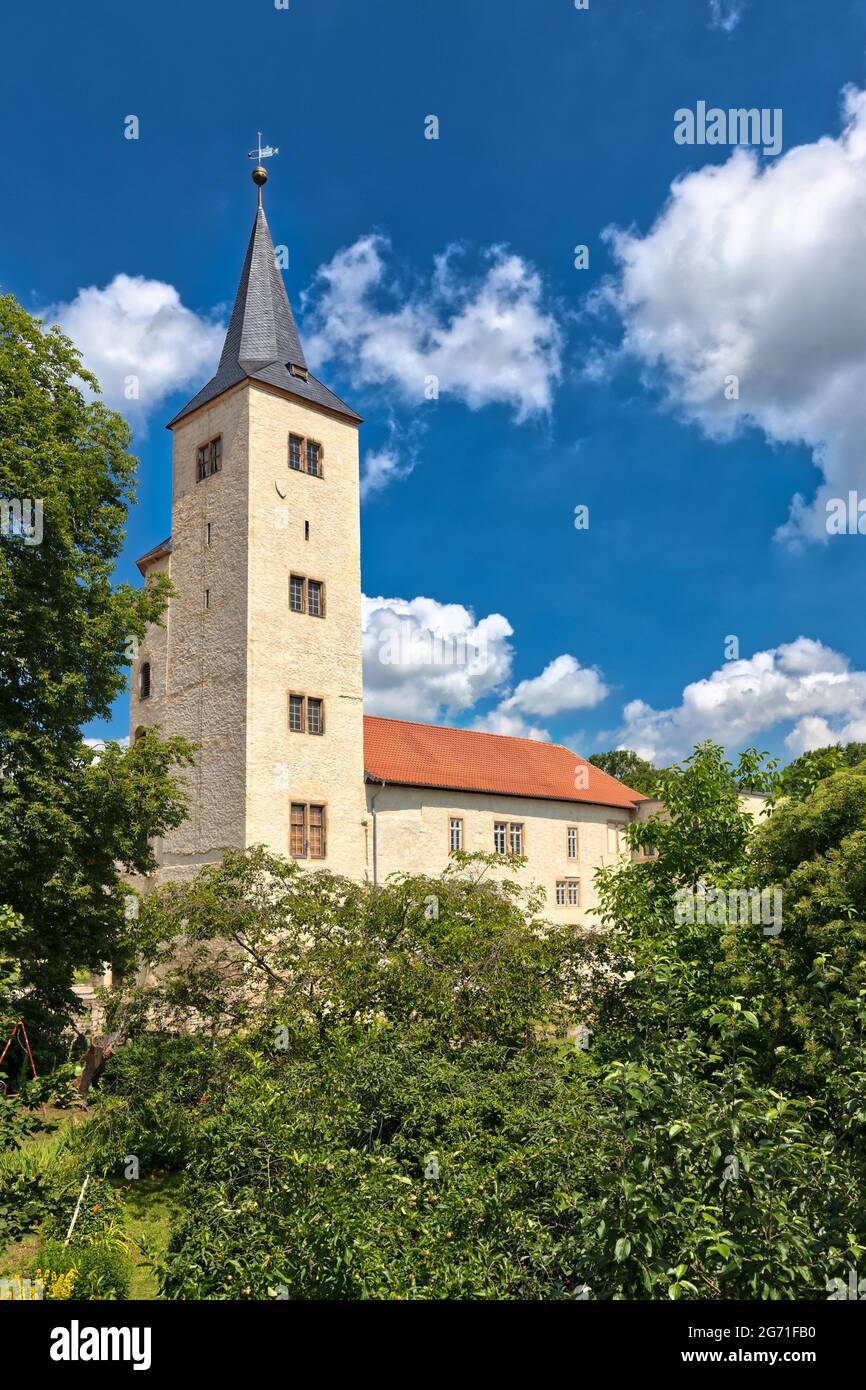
[117, 1173, 183, 1300]
[2, 1103, 183, 1300]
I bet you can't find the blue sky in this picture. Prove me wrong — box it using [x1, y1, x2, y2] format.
[4, 0, 866, 764]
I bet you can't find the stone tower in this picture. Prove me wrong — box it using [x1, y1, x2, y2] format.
[130, 167, 368, 886]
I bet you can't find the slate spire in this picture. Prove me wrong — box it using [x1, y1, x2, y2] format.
[167, 169, 360, 428]
[218, 204, 307, 376]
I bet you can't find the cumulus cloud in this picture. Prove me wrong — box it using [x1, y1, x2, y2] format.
[709, 0, 744, 32]
[304, 235, 562, 422]
[498, 653, 609, 717]
[362, 594, 514, 721]
[616, 637, 866, 762]
[471, 654, 609, 743]
[40, 274, 223, 431]
[600, 85, 866, 543]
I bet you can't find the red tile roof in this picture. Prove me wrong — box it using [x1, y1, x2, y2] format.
[363, 715, 645, 809]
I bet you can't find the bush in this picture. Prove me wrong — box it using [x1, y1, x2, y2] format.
[36, 1239, 132, 1300]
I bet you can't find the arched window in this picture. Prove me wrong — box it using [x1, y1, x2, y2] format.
[139, 662, 151, 700]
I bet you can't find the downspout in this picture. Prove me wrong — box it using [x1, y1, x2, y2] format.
[367, 775, 387, 886]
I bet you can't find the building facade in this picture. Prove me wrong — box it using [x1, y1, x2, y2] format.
[130, 169, 649, 922]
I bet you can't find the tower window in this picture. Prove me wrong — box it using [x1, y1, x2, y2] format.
[449, 817, 463, 852]
[289, 574, 305, 612]
[306, 441, 322, 477]
[288, 694, 304, 732]
[304, 520, 310, 541]
[139, 662, 151, 700]
[308, 804, 326, 857]
[206, 522, 212, 546]
[307, 579, 324, 617]
[205, 588, 210, 609]
[196, 435, 222, 482]
[307, 697, 324, 735]
[287, 433, 323, 478]
[290, 802, 327, 859]
[289, 363, 309, 381]
[567, 826, 578, 860]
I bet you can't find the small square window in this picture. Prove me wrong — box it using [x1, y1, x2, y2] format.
[196, 446, 209, 482]
[209, 437, 222, 474]
[290, 575, 305, 612]
[289, 435, 303, 471]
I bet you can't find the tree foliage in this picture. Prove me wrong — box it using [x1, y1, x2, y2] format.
[0, 295, 194, 1038]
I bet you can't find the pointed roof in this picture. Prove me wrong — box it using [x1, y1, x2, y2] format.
[168, 201, 361, 428]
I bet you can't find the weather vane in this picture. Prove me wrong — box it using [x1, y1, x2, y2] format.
[248, 132, 279, 203]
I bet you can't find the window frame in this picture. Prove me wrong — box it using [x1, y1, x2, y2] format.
[288, 693, 305, 733]
[567, 825, 578, 861]
[555, 878, 581, 908]
[307, 696, 324, 736]
[607, 820, 627, 856]
[449, 816, 464, 853]
[139, 661, 151, 700]
[196, 435, 222, 482]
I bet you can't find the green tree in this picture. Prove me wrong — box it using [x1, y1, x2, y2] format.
[777, 741, 866, 801]
[588, 748, 672, 798]
[0, 295, 194, 1041]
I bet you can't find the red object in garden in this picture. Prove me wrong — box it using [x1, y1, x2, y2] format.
[0, 1018, 38, 1080]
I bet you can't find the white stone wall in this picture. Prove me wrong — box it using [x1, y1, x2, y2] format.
[365, 782, 635, 924]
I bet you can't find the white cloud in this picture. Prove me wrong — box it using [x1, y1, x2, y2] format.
[40, 274, 223, 431]
[616, 637, 866, 762]
[471, 709, 550, 742]
[600, 86, 866, 543]
[362, 594, 514, 721]
[709, 0, 744, 32]
[360, 446, 414, 500]
[304, 235, 562, 422]
[498, 653, 609, 717]
[361, 595, 608, 738]
[472, 654, 608, 743]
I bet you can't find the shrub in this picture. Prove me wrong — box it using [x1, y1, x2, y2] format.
[36, 1239, 132, 1300]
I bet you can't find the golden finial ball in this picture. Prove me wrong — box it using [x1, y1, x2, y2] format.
[252, 165, 268, 187]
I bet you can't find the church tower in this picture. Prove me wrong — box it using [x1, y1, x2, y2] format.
[130, 162, 368, 885]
